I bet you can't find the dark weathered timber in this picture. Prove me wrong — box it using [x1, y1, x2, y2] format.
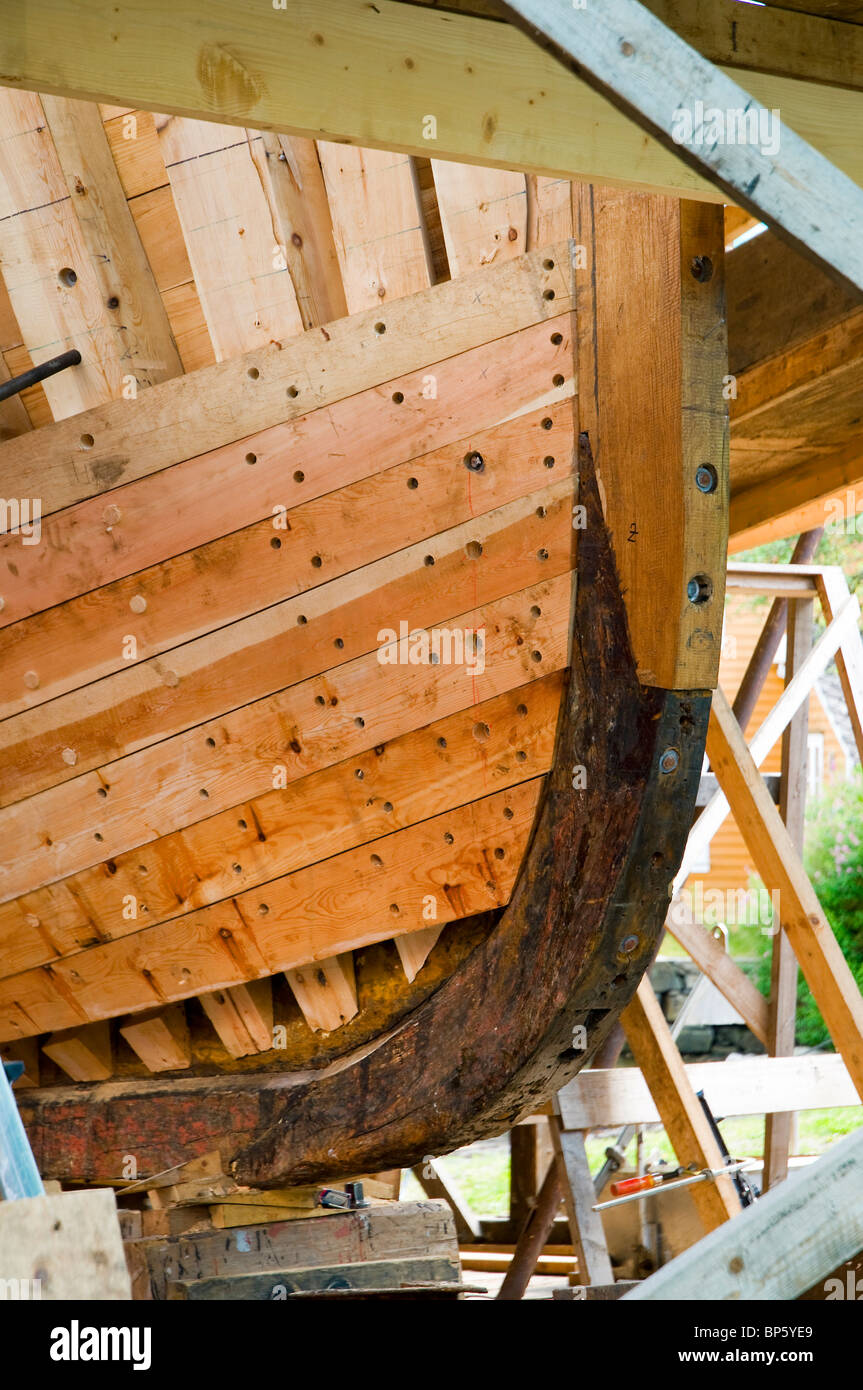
[19, 438, 708, 1186]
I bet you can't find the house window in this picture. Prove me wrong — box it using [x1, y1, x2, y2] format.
[807, 732, 825, 800]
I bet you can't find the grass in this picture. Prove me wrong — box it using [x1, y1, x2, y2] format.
[401, 1108, 863, 1219]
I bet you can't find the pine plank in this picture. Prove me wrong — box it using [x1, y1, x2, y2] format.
[432, 162, 527, 274]
[43, 1020, 113, 1081]
[199, 980, 274, 1058]
[119, 1004, 191, 1072]
[285, 954, 358, 1033]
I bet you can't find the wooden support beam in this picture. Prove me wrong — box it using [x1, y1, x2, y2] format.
[707, 687, 863, 1098]
[621, 977, 741, 1232]
[6, 0, 863, 210]
[199, 981, 273, 1059]
[0, 1038, 39, 1088]
[496, 1160, 563, 1300]
[43, 1021, 112, 1081]
[119, 1004, 191, 1072]
[258, 134, 348, 328]
[557, 1053, 860, 1129]
[40, 95, 183, 386]
[285, 954, 358, 1033]
[624, 1127, 863, 1302]
[816, 567, 863, 765]
[549, 1117, 615, 1285]
[395, 929, 444, 983]
[503, 0, 863, 291]
[664, 904, 770, 1045]
[572, 187, 728, 690]
[763, 596, 813, 1189]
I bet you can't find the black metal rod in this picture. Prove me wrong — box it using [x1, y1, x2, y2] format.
[0, 348, 82, 402]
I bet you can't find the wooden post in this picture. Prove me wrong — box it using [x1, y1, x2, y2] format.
[496, 1163, 563, 1301]
[621, 978, 741, 1232]
[549, 1116, 615, 1286]
[764, 597, 814, 1188]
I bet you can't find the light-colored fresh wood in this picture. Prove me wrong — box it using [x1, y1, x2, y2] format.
[549, 1116, 614, 1285]
[42, 1020, 113, 1081]
[504, 0, 863, 291]
[157, 116, 303, 358]
[317, 143, 431, 312]
[573, 187, 728, 690]
[0, 1189, 131, 1299]
[119, 1004, 191, 1072]
[395, 929, 444, 983]
[764, 597, 813, 1189]
[259, 134, 348, 328]
[432, 162, 527, 275]
[0, 676, 562, 981]
[621, 977, 741, 1231]
[0, 241, 570, 516]
[558, 1053, 861, 1130]
[707, 686, 863, 1098]
[0, 780, 541, 1040]
[40, 94, 183, 385]
[8, 0, 863, 207]
[199, 980, 274, 1058]
[816, 567, 863, 765]
[0, 479, 571, 813]
[0, 573, 567, 906]
[285, 954, 358, 1033]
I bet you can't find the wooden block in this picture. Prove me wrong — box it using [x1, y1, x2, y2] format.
[140, 1206, 212, 1238]
[117, 1209, 143, 1240]
[285, 953, 358, 1033]
[120, 1005, 191, 1072]
[1, 1037, 39, 1087]
[395, 927, 443, 983]
[0, 1189, 130, 1299]
[209, 1203, 339, 1229]
[42, 1020, 112, 1081]
[199, 979, 273, 1058]
[168, 1255, 461, 1300]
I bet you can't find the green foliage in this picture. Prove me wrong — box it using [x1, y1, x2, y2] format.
[756, 773, 863, 1046]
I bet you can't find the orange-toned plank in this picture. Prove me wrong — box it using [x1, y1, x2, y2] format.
[0, 318, 572, 629]
[0, 781, 540, 1041]
[0, 675, 562, 979]
[43, 1021, 112, 1081]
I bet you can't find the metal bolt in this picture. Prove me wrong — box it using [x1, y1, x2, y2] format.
[695, 464, 718, 494]
[621, 934, 639, 954]
[687, 574, 714, 605]
[465, 451, 485, 472]
[690, 255, 714, 283]
[660, 748, 680, 774]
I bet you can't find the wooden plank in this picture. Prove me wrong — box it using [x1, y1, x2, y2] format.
[764, 596, 814, 1189]
[119, 1004, 191, 1072]
[525, 176, 572, 249]
[42, 1021, 112, 1081]
[503, 0, 863, 292]
[0, 240, 570, 516]
[431, 162, 527, 275]
[169, 1255, 460, 1299]
[9, 0, 863, 207]
[0, 1189, 130, 1299]
[0, 781, 541, 1040]
[0, 1038, 39, 1088]
[817, 567, 863, 765]
[707, 685, 863, 1099]
[395, 929, 444, 983]
[0, 571, 567, 907]
[665, 903, 770, 1045]
[620, 977, 741, 1231]
[258, 134, 348, 328]
[0, 90, 123, 416]
[559, 1053, 860, 1131]
[573, 187, 728, 690]
[549, 1118, 614, 1285]
[285, 954, 358, 1033]
[0, 676, 561, 983]
[317, 143, 431, 312]
[199, 981, 273, 1058]
[40, 94, 183, 385]
[624, 1126, 863, 1301]
[157, 117, 303, 358]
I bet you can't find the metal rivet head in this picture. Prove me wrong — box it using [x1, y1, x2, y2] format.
[621, 934, 639, 954]
[695, 464, 718, 494]
[660, 748, 680, 774]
